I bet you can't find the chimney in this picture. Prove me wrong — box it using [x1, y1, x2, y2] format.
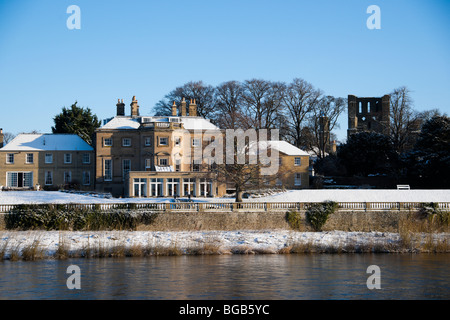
[181, 97, 187, 116]
[0, 128, 3, 148]
[130, 96, 139, 117]
[172, 101, 178, 116]
[189, 99, 197, 117]
[116, 99, 125, 116]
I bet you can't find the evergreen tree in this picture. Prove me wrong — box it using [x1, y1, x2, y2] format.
[52, 101, 101, 146]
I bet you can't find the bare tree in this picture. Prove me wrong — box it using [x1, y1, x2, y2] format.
[389, 86, 417, 153]
[241, 79, 282, 130]
[281, 78, 322, 148]
[3, 132, 16, 144]
[309, 95, 346, 158]
[153, 81, 217, 121]
[215, 81, 245, 129]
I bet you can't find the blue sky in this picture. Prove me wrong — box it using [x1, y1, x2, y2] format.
[0, 0, 449, 142]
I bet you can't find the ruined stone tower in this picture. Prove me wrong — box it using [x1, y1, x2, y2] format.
[347, 94, 390, 138]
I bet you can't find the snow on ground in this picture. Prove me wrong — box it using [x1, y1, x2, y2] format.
[248, 189, 450, 203]
[0, 230, 448, 257]
[0, 189, 449, 205]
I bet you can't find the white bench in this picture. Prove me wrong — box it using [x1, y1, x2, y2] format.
[397, 185, 410, 190]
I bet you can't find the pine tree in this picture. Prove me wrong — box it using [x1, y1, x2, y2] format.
[52, 102, 101, 146]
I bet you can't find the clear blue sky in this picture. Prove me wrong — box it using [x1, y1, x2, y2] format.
[1, 0, 449, 142]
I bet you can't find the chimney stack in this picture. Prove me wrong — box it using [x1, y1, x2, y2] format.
[116, 99, 125, 116]
[172, 101, 178, 116]
[130, 96, 139, 117]
[181, 97, 187, 116]
[189, 99, 197, 117]
[0, 128, 4, 148]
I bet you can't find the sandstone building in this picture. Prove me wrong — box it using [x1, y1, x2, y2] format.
[347, 94, 390, 138]
[0, 133, 94, 190]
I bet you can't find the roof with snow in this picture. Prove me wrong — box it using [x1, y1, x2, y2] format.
[100, 116, 220, 131]
[0, 134, 93, 151]
[257, 141, 309, 156]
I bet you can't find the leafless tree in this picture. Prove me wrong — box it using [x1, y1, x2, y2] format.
[280, 78, 322, 149]
[308, 95, 346, 158]
[241, 79, 283, 130]
[153, 81, 217, 121]
[389, 86, 419, 153]
[215, 81, 245, 129]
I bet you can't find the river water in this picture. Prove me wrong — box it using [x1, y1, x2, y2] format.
[0, 254, 448, 300]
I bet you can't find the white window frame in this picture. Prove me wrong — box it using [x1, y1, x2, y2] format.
[122, 138, 132, 147]
[104, 159, 113, 181]
[6, 153, 14, 164]
[295, 173, 302, 186]
[64, 171, 72, 184]
[45, 171, 53, 186]
[294, 157, 301, 166]
[82, 153, 91, 164]
[104, 138, 113, 147]
[159, 137, 168, 146]
[123, 159, 131, 180]
[26, 153, 34, 164]
[192, 138, 201, 147]
[45, 153, 53, 164]
[159, 158, 168, 166]
[144, 137, 152, 147]
[64, 153, 72, 164]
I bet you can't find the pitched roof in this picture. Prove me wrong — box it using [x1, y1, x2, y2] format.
[0, 134, 93, 151]
[257, 141, 309, 156]
[100, 116, 220, 131]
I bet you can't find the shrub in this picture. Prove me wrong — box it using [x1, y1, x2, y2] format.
[286, 210, 303, 230]
[305, 201, 338, 231]
[5, 204, 159, 231]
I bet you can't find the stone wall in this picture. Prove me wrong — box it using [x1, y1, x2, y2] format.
[0, 209, 411, 233]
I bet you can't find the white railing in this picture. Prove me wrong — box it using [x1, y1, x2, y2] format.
[1, 202, 449, 213]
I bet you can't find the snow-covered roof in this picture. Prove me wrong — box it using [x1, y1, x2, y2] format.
[101, 116, 140, 130]
[258, 141, 309, 156]
[100, 115, 220, 131]
[1, 134, 93, 151]
[180, 117, 220, 131]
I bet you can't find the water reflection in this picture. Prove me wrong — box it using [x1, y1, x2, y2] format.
[0, 254, 448, 300]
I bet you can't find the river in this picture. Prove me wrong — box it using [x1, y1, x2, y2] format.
[0, 254, 448, 300]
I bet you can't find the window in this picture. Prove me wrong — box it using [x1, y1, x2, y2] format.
[7, 172, 33, 188]
[159, 137, 168, 146]
[104, 138, 113, 147]
[45, 153, 53, 164]
[45, 171, 53, 185]
[174, 137, 181, 146]
[294, 157, 301, 166]
[6, 154, 14, 164]
[64, 171, 72, 184]
[159, 158, 168, 166]
[192, 138, 201, 147]
[64, 153, 72, 164]
[134, 178, 148, 197]
[122, 138, 131, 147]
[295, 173, 302, 186]
[82, 153, 90, 164]
[104, 159, 112, 181]
[145, 159, 152, 171]
[123, 159, 131, 180]
[82, 171, 91, 185]
[175, 159, 181, 172]
[144, 137, 152, 147]
[26, 153, 34, 164]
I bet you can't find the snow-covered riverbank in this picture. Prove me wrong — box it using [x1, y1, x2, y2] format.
[1, 230, 449, 259]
